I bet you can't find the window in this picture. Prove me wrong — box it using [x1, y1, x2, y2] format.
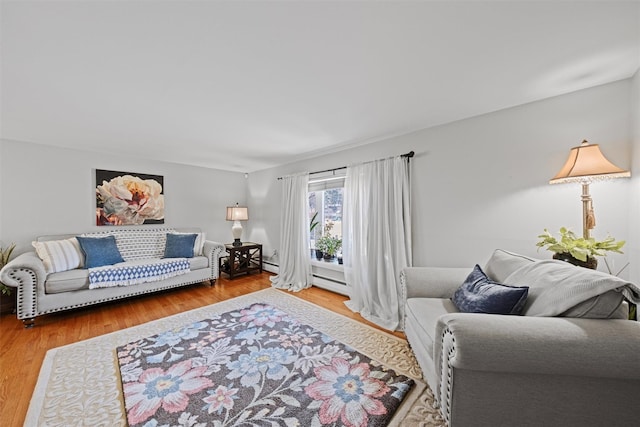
[309, 187, 343, 241]
[308, 173, 344, 259]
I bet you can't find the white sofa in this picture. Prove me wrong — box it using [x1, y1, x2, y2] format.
[401, 249, 640, 427]
[0, 228, 225, 327]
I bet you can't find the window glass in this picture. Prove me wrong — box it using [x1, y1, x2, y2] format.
[309, 187, 343, 254]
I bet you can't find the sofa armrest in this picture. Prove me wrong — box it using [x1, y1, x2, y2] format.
[0, 252, 47, 321]
[435, 313, 640, 380]
[203, 240, 225, 279]
[400, 267, 471, 300]
[0, 252, 46, 288]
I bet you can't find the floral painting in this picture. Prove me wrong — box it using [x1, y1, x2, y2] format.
[96, 169, 165, 226]
[116, 303, 415, 427]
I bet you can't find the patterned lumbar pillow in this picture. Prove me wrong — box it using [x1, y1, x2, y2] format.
[164, 233, 197, 258]
[452, 264, 529, 315]
[32, 237, 85, 273]
[76, 235, 125, 268]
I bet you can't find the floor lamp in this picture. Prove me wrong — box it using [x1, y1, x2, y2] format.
[549, 140, 630, 239]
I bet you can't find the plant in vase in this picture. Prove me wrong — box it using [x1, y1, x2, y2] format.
[536, 227, 625, 269]
[0, 242, 16, 295]
[315, 221, 342, 260]
[0, 242, 16, 314]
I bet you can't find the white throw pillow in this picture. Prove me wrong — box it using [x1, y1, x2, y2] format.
[195, 232, 206, 256]
[32, 237, 84, 273]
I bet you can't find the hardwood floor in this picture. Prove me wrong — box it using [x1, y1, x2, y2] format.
[0, 273, 405, 426]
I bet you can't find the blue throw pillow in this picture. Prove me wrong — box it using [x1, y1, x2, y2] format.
[452, 264, 529, 315]
[164, 233, 197, 258]
[76, 235, 125, 268]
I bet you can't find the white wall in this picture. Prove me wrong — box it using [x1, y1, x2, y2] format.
[0, 140, 247, 254]
[248, 79, 633, 275]
[0, 140, 4, 245]
[630, 70, 640, 284]
[2, 78, 634, 278]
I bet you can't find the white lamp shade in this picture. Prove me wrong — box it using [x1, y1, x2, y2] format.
[226, 206, 249, 221]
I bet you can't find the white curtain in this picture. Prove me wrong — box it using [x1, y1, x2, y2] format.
[343, 156, 412, 330]
[270, 172, 312, 292]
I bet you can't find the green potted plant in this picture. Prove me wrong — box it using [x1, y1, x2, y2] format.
[536, 227, 625, 269]
[0, 242, 16, 314]
[316, 221, 342, 260]
[310, 211, 320, 236]
[310, 211, 321, 258]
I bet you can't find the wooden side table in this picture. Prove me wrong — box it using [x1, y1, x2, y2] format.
[219, 242, 263, 279]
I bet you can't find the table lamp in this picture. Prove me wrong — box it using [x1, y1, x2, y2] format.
[549, 140, 630, 239]
[226, 203, 249, 246]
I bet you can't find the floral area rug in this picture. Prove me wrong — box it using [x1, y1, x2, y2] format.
[117, 303, 415, 427]
[26, 289, 445, 426]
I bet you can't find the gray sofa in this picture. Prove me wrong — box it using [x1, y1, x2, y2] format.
[0, 228, 225, 327]
[402, 249, 640, 427]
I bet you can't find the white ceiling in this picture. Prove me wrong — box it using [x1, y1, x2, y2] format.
[2, 1, 639, 172]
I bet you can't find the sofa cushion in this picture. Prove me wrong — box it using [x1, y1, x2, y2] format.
[502, 260, 631, 318]
[483, 249, 537, 283]
[189, 256, 209, 270]
[83, 229, 167, 261]
[164, 233, 197, 258]
[32, 237, 84, 273]
[452, 265, 529, 315]
[45, 269, 90, 293]
[77, 235, 125, 268]
[406, 297, 459, 358]
[44, 256, 209, 294]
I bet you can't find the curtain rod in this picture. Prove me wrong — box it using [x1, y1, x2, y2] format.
[277, 150, 414, 180]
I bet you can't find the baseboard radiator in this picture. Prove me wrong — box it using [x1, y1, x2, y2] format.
[262, 259, 349, 297]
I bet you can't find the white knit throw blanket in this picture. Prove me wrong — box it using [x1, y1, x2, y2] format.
[503, 260, 640, 316]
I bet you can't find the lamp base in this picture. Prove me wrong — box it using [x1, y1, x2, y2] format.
[231, 220, 243, 246]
